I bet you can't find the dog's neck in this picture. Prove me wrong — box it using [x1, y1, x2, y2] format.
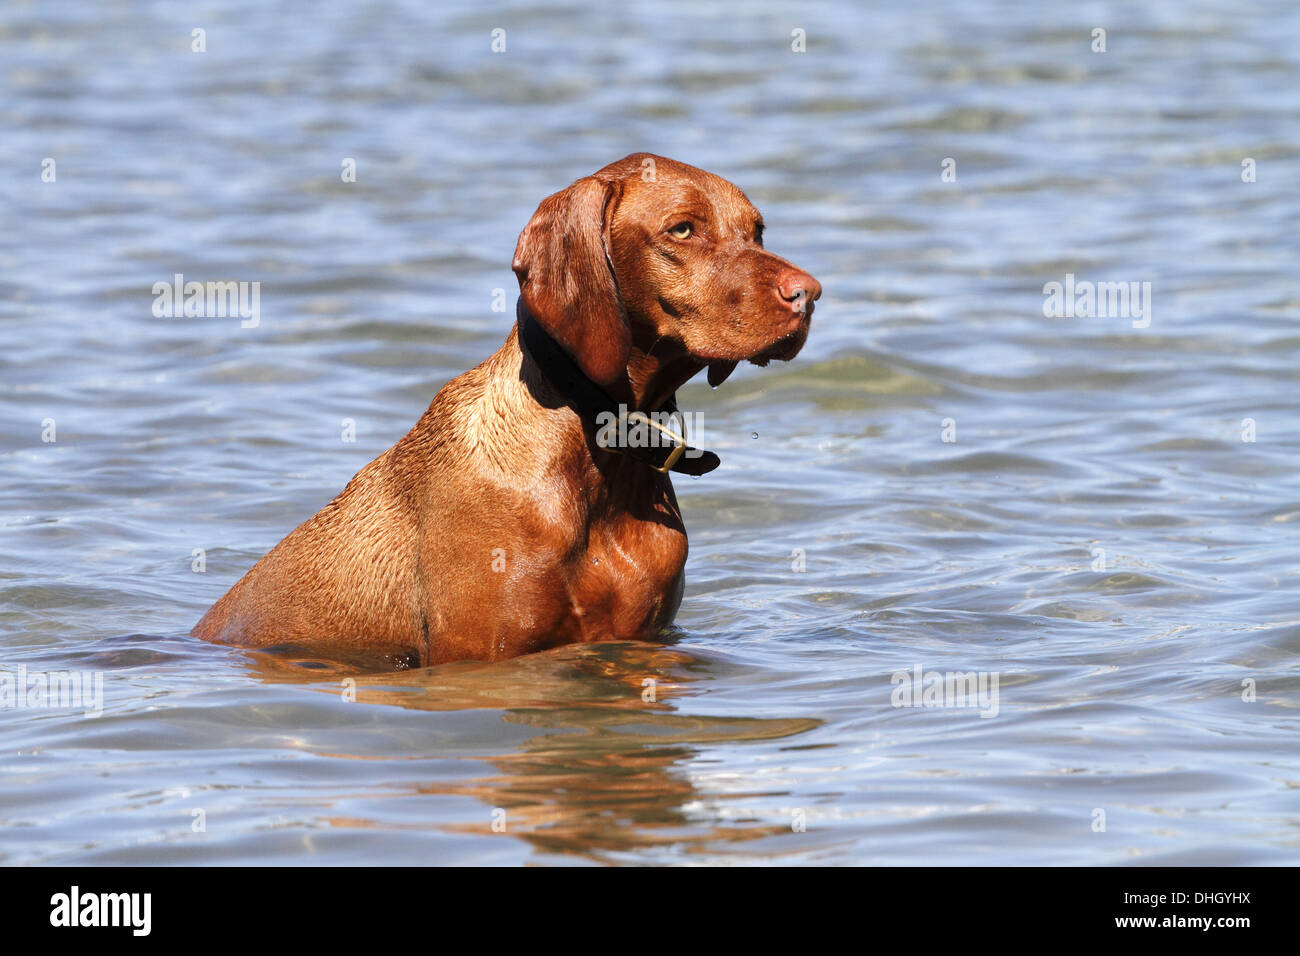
[513, 306, 719, 477]
[623, 326, 707, 414]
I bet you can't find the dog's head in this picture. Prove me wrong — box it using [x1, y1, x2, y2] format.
[512, 153, 821, 388]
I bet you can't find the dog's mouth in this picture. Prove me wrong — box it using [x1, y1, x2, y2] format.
[701, 307, 813, 384]
[747, 321, 810, 367]
[702, 328, 806, 384]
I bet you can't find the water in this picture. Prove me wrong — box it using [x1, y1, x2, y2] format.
[2, 0, 1298, 865]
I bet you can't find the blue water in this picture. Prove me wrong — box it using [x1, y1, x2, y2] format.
[1, 0, 1297, 864]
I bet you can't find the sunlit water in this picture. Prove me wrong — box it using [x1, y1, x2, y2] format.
[1, 0, 1297, 864]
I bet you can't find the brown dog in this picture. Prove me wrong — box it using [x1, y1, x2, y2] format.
[193, 154, 821, 665]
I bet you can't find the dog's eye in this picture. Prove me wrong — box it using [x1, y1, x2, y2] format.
[667, 222, 694, 240]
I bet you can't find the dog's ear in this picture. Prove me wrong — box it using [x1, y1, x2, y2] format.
[513, 176, 629, 388]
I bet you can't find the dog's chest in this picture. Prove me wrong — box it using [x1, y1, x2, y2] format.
[565, 508, 688, 640]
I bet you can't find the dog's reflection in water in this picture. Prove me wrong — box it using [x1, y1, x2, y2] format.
[240, 638, 820, 861]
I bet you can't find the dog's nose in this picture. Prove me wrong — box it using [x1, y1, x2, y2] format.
[776, 269, 822, 313]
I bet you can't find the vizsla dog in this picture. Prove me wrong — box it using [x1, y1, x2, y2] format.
[194, 154, 821, 665]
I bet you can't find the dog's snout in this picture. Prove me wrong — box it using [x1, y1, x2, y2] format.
[776, 269, 822, 312]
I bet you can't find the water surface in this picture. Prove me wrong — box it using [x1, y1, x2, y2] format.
[1, 0, 1298, 864]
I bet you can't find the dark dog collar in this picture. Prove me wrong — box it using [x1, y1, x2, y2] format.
[517, 302, 721, 477]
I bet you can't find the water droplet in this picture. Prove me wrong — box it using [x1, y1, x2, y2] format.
[751, 432, 759, 439]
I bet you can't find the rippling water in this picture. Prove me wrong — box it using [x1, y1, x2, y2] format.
[2, 0, 1298, 865]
